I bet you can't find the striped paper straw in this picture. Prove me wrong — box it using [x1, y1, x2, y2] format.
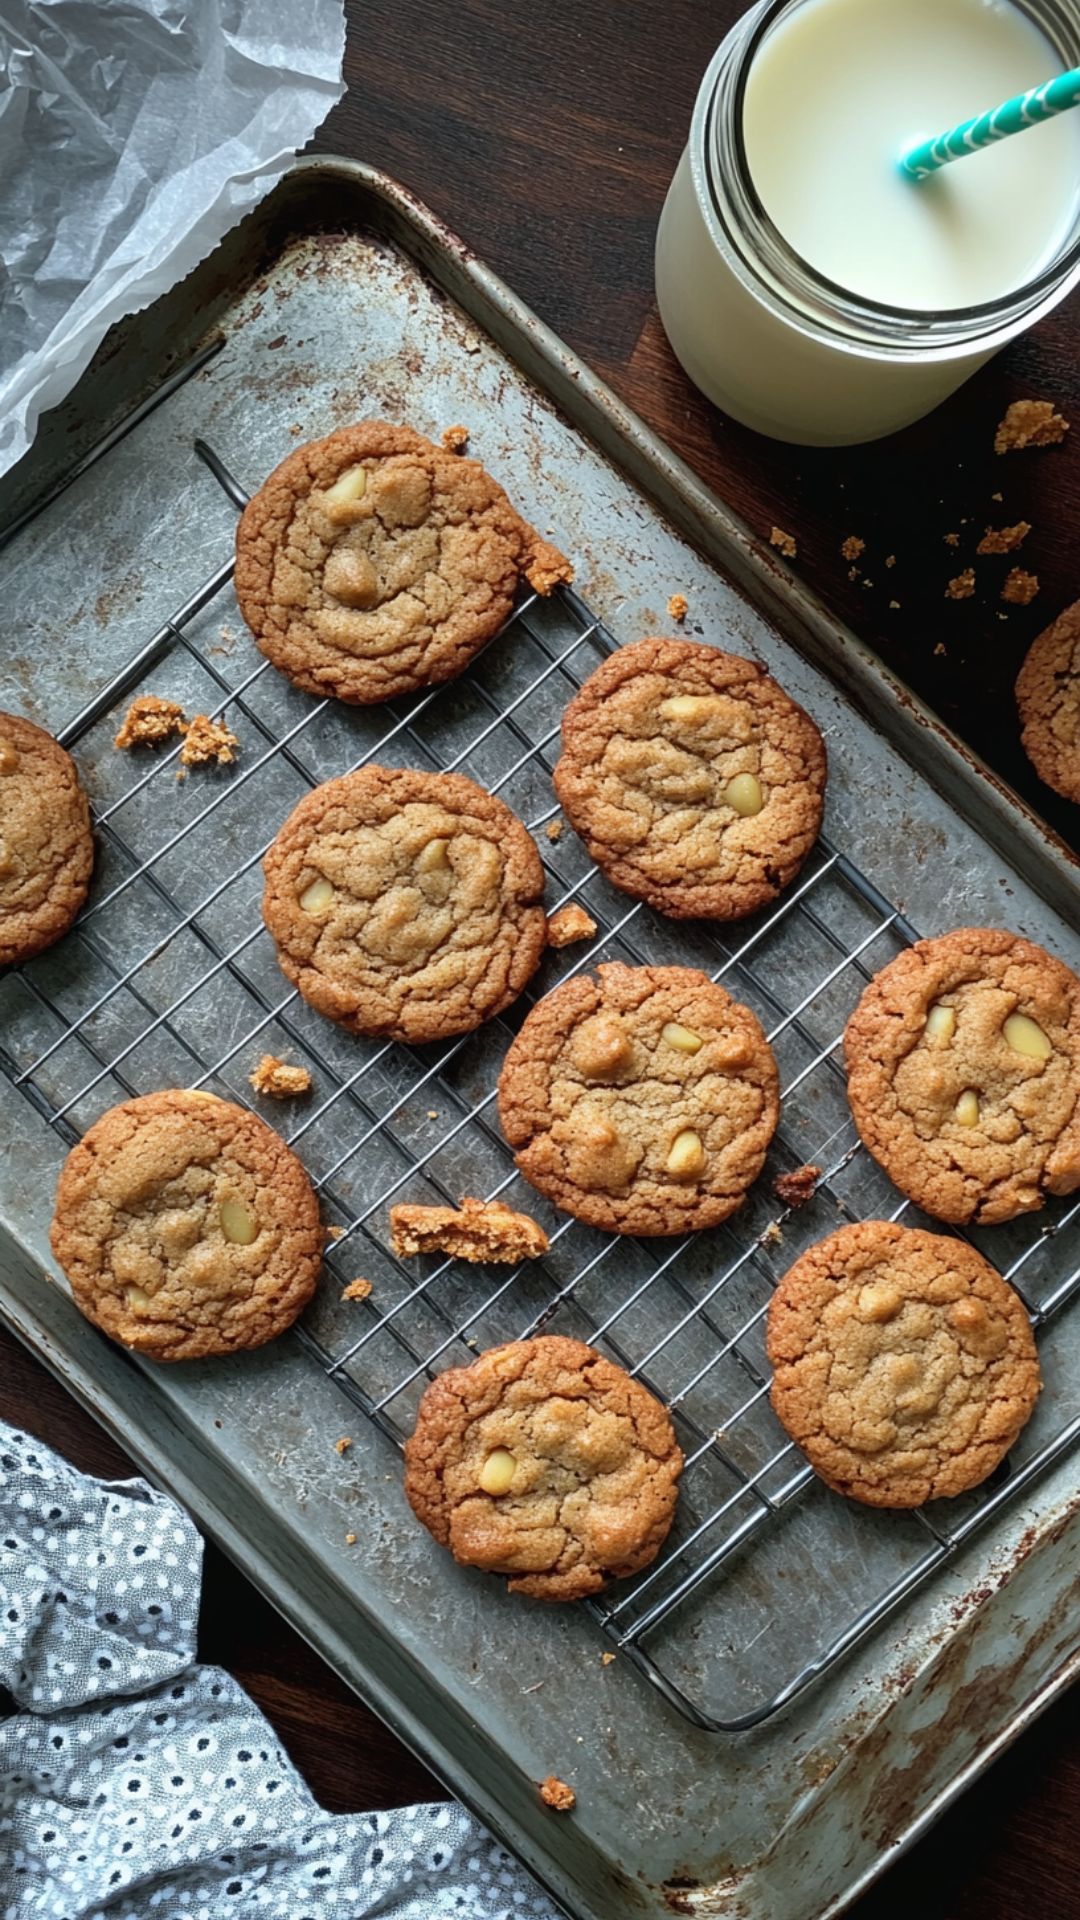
[901, 64, 1080, 180]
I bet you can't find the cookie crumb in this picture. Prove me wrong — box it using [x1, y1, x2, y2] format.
[248, 1055, 312, 1099]
[325, 1225, 345, 1242]
[547, 904, 598, 948]
[600, 1651, 616, 1666]
[179, 714, 238, 766]
[345, 1532, 357, 1545]
[539, 1776, 576, 1812]
[847, 566, 860, 582]
[334, 1436, 353, 1455]
[943, 532, 960, 547]
[441, 424, 469, 454]
[667, 592, 689, 623]
[773, 1164, 822, 1209]
[289, 423, 304, 436]
[426, 1109, 440, 1120]
[840, 535, 865, 561]
[761, 1221, 784, 1248]
[991, 491, 1004, 503]
[885, 554, 896, 568]
[994, 398, 1069, 454]
[545, 819, 563, 843]
[934, 642, 947, 656]
[769, 526, 798, 559]
[888, 599, 901, 609]
[945, 569, 976, 601]
[1002, 568, 1040, 606]
[977, 521, 1031, 555]
[341, 1277, 373, 1302]
[114, 695, 187, 750]
[391, 1197, 549, 1263]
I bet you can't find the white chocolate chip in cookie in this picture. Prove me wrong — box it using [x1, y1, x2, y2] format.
[666, 1128, 705, 1179]
[925, 1003, 956, 1042]
[570, 1014, 634, 1080]
[220, 1198, 257, 1245]
[415, 836, 451, 874]
[299, 876, 335, 914]
[324, 546, 379, 608]
[858, 1280, 902, 1323]
[661, 1021, 703, 1055]
[1003, 1012, 1053, 1060]
[321, 463, 368, 522]
[724, 772, 764, 817]
[955, 1090, 980, 1127]
[478, 1448, 517, 1495]
[659, 694, 727, 725]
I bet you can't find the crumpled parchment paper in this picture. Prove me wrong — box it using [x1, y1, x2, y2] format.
[0, 0, 346, 479]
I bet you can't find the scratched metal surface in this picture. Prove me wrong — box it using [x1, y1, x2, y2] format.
[1, 163, 1079, 1920]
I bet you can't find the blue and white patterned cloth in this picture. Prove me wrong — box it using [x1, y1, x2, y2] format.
[0, 1424, 562, 1920]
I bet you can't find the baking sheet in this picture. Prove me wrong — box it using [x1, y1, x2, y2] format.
[1, 160, 1078, 1920]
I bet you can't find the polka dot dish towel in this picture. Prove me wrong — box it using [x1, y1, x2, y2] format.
[0, 1424, 562, 1920]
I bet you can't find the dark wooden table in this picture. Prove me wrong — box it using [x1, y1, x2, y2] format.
[4, 2, 1079, 1915]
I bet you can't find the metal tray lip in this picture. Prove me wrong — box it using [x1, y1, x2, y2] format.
[3, 152, 1080, 1920]
[280, 153, 1080, 917]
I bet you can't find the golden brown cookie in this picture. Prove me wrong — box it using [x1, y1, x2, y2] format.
[403, 1335, 683, 1599]
[50, 1090, 322, 1361]
[552, 637, 826, 920]
[497, 962, 780, 1235]
[766, 1221, 1041, 1507]
[845, 928, 1080, 1226]
[262, 766, 548, 1044]
[390, 1197, 549, 1263]
[0, 712, 93, 966]
[234, 421, 572, 705]
[1015, 598, 1080, 804]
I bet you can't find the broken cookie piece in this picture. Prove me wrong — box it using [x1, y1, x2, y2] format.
[539, 1777, 576, 1812]
[773, 1163, 822, 1209]
[179, 714, 238, 766]
[1002, 568, 1040, 607]
[976, 521, 1031, 556]
[994, 398, 1069, 455]
[114, 695, 187, 750]
[546, 903, 598, 948]
[248, 1054, 312, 1098]
[390, 1196, 550, 1263]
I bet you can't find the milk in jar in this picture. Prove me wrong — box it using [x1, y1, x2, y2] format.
[655, 0, 1080, 444]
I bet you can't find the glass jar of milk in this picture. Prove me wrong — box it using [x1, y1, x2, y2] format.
[655, 0, 1080, 445]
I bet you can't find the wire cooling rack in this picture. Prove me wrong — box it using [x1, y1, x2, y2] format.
[3, 430, 1079, 1734]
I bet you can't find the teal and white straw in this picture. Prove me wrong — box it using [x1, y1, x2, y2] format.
[901, 64, 1080, 180]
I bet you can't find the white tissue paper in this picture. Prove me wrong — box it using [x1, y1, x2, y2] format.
[0, 0, 346, 479]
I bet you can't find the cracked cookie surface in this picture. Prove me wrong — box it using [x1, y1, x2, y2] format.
[1015, 597, 1080, 804]
[0, 711, 93, 966]
[403, 1334, 683, 1599]
[50, 1090, 322, 1361]
[552, 638, 827, 920]
[845, 928, 1080, 1225]
[497, 962, 780, 1235]
[235, 421, 572, 705]
[262, 766, 548, 1044]
[766, 1221, 1041, 1506]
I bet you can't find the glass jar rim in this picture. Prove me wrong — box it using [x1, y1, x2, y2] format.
[699, 0, 1080, 351]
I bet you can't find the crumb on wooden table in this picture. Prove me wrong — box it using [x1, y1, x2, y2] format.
[114, 695, 187, 750]
[945, 569, 976, 601]
[667, 592, 689, 623]
[179, 714, 238, 766]
[248, 1054, 312, 1099]
[390, 1197, 549, 1263]
[539, 1776, 576, 1812]
[943, 531, 960, 547]
[1001, 568, 1040, 605]
[884, 554, 896, 568]
[545, 819, 563, 843]
[547, 903, 597, 948]
[976, 521, 1031, 555]
[934, 642, 947, 656]
[991, 490, 1004, 503]
[847, 566, 860, 582]
[334, 1436, 353, 1455]
[840, 535, 864, 561]
[441, 424, 469, 454]
[341, 1277, 373, 1302]
[994, 398, 1069, 454]
[773, 1164, 822, 1209]
[769, 526, 798, 559]
[888, 599, 901, 610]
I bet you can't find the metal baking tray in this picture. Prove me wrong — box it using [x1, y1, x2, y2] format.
[1, 158, 1079, 1919]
